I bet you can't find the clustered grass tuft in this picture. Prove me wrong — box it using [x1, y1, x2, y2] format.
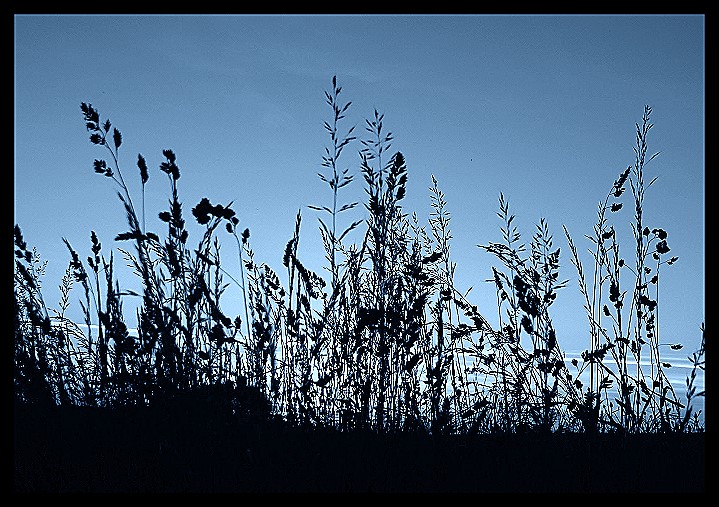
[14, 79, 703, 436]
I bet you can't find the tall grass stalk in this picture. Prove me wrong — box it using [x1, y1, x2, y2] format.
[563, 105, 684, 433]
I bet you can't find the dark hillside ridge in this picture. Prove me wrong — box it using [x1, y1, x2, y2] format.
[14, 403, 705, 494]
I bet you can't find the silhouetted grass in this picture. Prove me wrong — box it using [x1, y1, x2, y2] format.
[562, 106, 700, 433]
[13, 77, 705, 493]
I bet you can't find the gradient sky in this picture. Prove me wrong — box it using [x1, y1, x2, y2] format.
[14, 14, 705, 362]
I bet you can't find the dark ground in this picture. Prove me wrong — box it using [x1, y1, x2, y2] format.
[13, 402, 706, 494]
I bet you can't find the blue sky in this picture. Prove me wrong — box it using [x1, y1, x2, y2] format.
[14, 14, 704, 361]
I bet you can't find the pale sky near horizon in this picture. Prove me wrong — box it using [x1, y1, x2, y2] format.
[14, 14, 705, 364]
